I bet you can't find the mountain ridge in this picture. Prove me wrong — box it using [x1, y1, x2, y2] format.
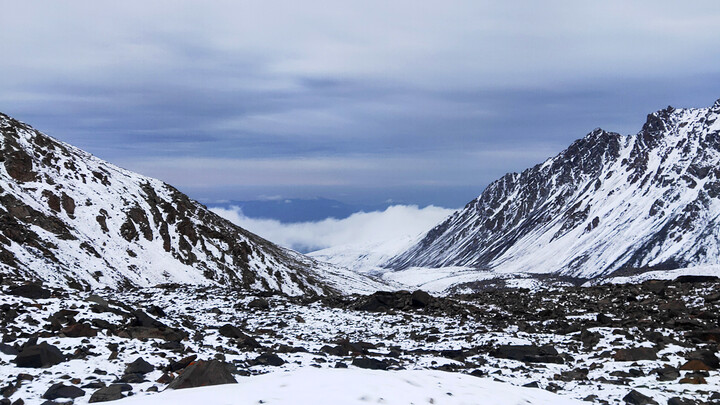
[386, 99, 720, 280]
[0, 112, 384, 295]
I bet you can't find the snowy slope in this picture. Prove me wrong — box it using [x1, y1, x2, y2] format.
[308, 234, 422, 274]
[388, 99, 720, 279]
[0, 112, 385, 295]
[115, 368, 584, 405]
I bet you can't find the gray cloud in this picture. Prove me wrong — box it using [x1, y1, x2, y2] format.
[2, 1, 720, 206]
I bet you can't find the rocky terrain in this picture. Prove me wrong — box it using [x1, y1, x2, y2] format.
[388, 99, 720, 282]
[0, 112, 383, 295]
[1, 275, 720, 404]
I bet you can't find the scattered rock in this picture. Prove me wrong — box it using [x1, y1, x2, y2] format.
[680, 359, 712, 371]
[60, 323, 97, 337]
[88, 385, 127, 403]
[42, 383, 85, 400]
[352, 357, 389, 370]
[613, 347, 657, 362]
[492, 345, 564, 364]
[125, 357, 154, 374]
[252, 352, 285, 367]
[410, 290, 432, 308]
[166, 360, 237, 390]
[247, 298, 270, 310]
[14, 342, 65, 368]
[7, 284, 51, 299]
[622, 389, 658, 405]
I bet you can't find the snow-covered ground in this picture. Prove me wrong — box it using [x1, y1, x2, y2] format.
[2, 281, 718, 405]
[116, 368, 584, 405]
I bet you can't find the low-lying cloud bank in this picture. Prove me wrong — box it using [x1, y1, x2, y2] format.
[210, 205, 455, 253]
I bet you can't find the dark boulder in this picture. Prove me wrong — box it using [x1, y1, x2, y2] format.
[596, 313, 613, 325]
[613, 347, 657, 362]
[679, 359, 712, 371]
[247, 298, 270, 310]
[166, 360, 237, 390]
[168, 354, 197, 372]
[491, 345, 564, 364]
[0, 343, 19, 356]
[411, 290, 432, 308]
[674, 275, 719, 283]
[218, 324, 261, 349]
[125, 357, 154, 374]
[116, 373, 146, 383]
[14, 342, 65, 368]
[42, 383, 85, 400]
[353, 291, 411, 312]
[352, 357, 389, 370]
[667, 398, 699, 405]
[60, 323, 97, 337]
[652, 365, 679, 381]
[687, 329, 720, 343]
[88, 384, 128, 403]
[623, 390, 658, 405]
[7, 284, 51, 299]
[251, 352, 285, 367]
[685, 350, 719, 369]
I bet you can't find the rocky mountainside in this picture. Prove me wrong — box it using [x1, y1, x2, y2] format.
[0, 112, 384, 295]
[387, 99, 720, 279]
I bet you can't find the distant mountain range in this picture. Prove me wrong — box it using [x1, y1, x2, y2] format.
[385, 99, 720, 282]
[0, 112, 384, 294]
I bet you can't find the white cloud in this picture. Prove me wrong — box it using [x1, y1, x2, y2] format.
[210, 205, 455, 253]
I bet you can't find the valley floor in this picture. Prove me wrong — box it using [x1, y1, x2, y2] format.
[1, 278, 719, 404]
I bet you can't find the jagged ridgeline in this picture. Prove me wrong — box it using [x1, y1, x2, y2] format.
[0, 113, 383, 294]
[388, 99, 720, 278]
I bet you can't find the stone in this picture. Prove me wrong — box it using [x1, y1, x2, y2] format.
[680, 359, 711, 371]
[674, 275, 719, 283]
[679, 376, 706, 384]
[88, 385, 126, 403]
[613, 347, 657, 362]
[125, 357, 154, 374]
[217, 324, 261, 349]
[60, 323, 97, 338]
[410, 290, 432, 308]
[168, 355, 197, 372]
[7, 284, 51, 299]
[14, 342, 65, 368]
[0, 344, 19, 356]
[42, 383, 85, 400]
[667, 398, 698, 405]
[252, 352, 285, 367]
[86, 295, 109, 307]
[166, 360, 237, 390]
[622, 390, 658, 405]
[351, 357, 389, 370]
[492, 345, 564, 364]
[247, 298, 270, 310]
[653, 365, 679, 381]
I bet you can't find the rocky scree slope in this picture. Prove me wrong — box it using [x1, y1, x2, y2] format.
[388, 99, 720, 279]
[0, 112, 382, 295]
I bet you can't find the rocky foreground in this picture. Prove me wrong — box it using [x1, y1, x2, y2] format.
[1, 277, 720, 404]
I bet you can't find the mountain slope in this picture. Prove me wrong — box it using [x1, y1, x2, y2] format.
[0, 112, 385, 295]
[387, 99, 720, 279]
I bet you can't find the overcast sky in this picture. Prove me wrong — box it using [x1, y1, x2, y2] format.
[3, 1, 720, 207]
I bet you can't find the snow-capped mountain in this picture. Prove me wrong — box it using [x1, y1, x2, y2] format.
[387, 99, 720, 279]
[0, 112, 385, 295]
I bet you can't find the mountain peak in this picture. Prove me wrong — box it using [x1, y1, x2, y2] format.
[0, 112, 384, 295]
[387, 99, 720, 282]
